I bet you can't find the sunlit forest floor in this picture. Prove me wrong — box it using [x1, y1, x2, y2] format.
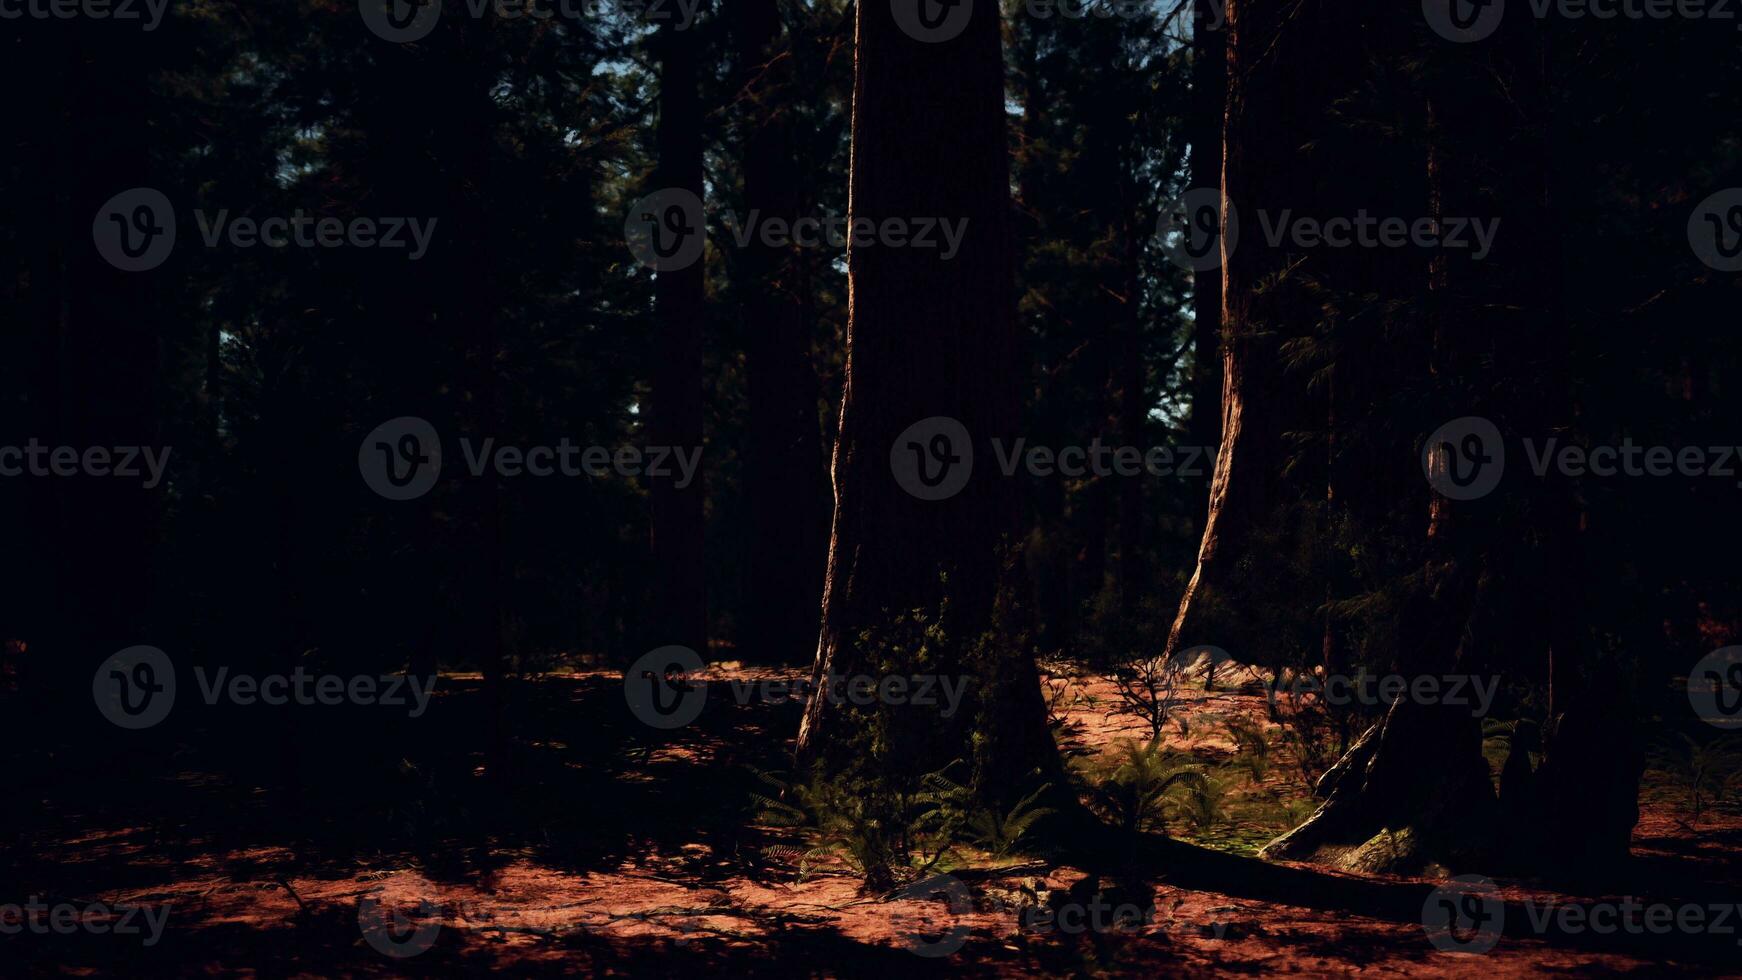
[7, 667, 1738, 977]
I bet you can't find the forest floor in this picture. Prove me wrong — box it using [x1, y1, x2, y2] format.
[6, 664, 1740, 977]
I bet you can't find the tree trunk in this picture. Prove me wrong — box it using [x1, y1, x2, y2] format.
[1186, 0, 1226, 511]
[736, 0, 830, 665]
[650, 19, 709, 656]
[794, 0, 1057, 797]
[1164, 0, 1307, 659]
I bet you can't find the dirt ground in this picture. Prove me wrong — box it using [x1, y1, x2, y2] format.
[5, 665, 1739, 977]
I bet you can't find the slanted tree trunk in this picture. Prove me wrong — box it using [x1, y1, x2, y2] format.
[794, 0, 1056, 796]
[736, 0, 830, 664]
[1165, 0, 1316, 659]
[1186, 0, 1225, 517]
[650, 17, 708, 656]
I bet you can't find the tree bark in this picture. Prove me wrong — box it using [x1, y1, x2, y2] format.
[1165, 0, 1305, 659]
[1186, 0, 1226, 511]
[650, 18, 709, 656]
[736, 0, 830, 665]
[794, 0, 1057, 797]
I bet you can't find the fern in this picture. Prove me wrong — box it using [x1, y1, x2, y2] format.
[1083, 740, 1209, 834]
[1224, 717, 1271, 785]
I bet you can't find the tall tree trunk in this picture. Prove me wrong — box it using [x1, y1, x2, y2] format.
[736, 0, 830, 664]
[795, 0, 1056, 797]
[650, 18, 709, 656]
[1164, 0, 1306, 659]
[1115, 204, 1146, 611]
[1186, 0, 1226, 515]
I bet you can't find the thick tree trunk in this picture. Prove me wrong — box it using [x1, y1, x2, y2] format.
[736, 0, 830, 665]
[650, 19, 708, 656]
[1186, 0, 1226, 511]
[1115, 207, 1146, 611]
[1165, 0, 1304, 659]
[794, 0, 1056, 796]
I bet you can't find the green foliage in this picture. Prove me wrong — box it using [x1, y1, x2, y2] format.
[1650, 733, 1742, 824]
[1079, 740, 1210, 835]
[922, 769, 1058, 857]
[746, 766, 957, 886]
[746, 760, 1056, 887]
[1224, 716, 1271, 786]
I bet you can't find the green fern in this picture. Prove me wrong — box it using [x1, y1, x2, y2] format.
[923, 769, 1057, 856]
[1224, 717, 1271, 785]
[1083, 740, 1209, 834]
